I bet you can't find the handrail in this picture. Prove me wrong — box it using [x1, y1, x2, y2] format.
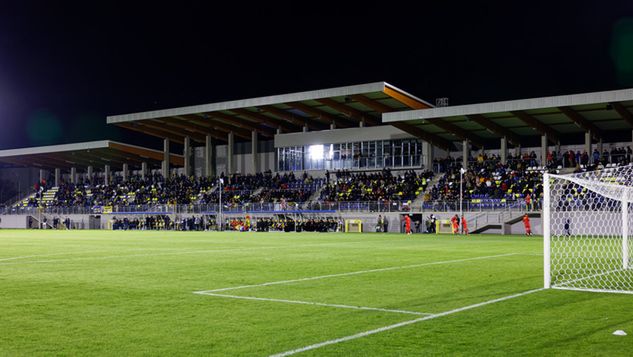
[1, 199, 542, 216]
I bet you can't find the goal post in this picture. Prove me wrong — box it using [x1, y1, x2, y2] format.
[544, 166, 633, 294]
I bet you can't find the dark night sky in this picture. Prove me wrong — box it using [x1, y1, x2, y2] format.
[1, 1, 632, 150]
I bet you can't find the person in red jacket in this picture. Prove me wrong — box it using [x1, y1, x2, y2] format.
[523, 214, 532, 236]
[461, 215, 469, 235]
[404, 215, 412, 235]
[451, 214, 459, 234]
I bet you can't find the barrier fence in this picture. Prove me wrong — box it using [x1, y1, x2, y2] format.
[0, 199, 541, 216]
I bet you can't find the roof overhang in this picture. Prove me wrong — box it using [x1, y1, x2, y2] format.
[106, 82, 434, 144]
[0, 140, 184, 170]
[382, 88, 633, 148]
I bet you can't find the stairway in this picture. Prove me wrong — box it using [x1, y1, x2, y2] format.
[41, 187, 59, 207]
[411, 173, 445, 209]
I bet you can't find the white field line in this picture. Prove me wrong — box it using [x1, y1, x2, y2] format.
[196, 253, 518, 294]
[554, 268, 624, 288]
[269, 288, 545, 357]
[194, 292, 432, 316]
[0, 250, 108, 262]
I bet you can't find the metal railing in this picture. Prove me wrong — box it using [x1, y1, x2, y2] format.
[1, 199, 542, 216]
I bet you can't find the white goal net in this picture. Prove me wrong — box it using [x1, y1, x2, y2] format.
[544, 166, 633, 294]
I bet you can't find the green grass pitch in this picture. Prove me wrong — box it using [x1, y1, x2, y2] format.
[1, 230, 633, 356]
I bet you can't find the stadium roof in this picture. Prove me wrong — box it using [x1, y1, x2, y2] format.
[383, 88, 633, 149]
[106, 82, 437, 145]
[0, 140, 184, 170]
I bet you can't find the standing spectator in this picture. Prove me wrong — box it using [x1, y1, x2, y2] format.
[525, 193, 532, 211]
[564, 218, 571, 236]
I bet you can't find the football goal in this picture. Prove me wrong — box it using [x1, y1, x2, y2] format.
[543, 166, 633, 294]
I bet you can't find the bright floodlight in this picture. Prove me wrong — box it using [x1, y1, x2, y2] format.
[308, 145, 324, 161]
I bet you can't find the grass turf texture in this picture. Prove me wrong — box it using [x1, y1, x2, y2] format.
[0, 230, 632, 356]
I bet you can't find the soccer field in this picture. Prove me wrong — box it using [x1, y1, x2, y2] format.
[1, 230, 632, 356]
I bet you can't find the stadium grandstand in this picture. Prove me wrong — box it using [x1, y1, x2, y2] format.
[1, 82, 633, 234]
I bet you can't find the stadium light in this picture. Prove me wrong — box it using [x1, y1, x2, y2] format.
[308, 145, 324, 161]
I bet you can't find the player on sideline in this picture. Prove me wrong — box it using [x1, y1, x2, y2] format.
[461, 215, 469, 235]
[404, 214, 412, 235]
[522, 213, 532, 236]
[451, 214, 459, 234]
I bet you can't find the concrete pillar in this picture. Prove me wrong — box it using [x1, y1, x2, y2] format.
[54, 168, 60, 187]
[359, 120, 365, 128]
[330, 123, 336, 130]
[162, 138, 170, 178]
[104, 165, 111, 186]
[70, 167, 77, 184]
[541, 134, 548, 166]
[39, 169, 45, 183]
[276, 128, 282, 135]
[462, 140, 469, 169]
[303, 125, 308, 133]
[87, 166, 93, 183]
[500, 136, 507, 165]
[122, 163, 129, 182]
[205, 135, 216, 177]
[422, 141, 433, 170]
[141, 162, 147, 180]
[183, 136, 191, 177]
[227, 131, 234, 174]
[584, 131, 592, 156]
[251, 130, 259, 174]
[598, 139, 603, 157]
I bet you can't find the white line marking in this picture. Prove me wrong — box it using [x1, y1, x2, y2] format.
[194, 291, 432, 316]
[0, 251, 106, 262]
[269, 288, 544, 357]
[196, 253, 518, 294]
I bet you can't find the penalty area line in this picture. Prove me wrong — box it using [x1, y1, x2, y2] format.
[269, 288, 545, 357]
[197, 253, 518, 294]
[194, 291, 432, 316]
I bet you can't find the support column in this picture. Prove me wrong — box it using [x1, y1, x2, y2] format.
[183, 136, 191, 177]
[598, 139, 604, 161]
[162, 138, 170, 178]
[205, 135, 215, 177]
[104, 165, 111, 186]
[541, 134, 548, 166]
[70, 167, 77, 184]
[359, 120, 365, 128]
[303, 125, 308, 133]
[54, 168, 60, 187]
[87, 166, 93, 183]
[39, 169, 45, 184]
[227, 131, 234, 175]
[462, 140, 469, 169]
[330, 123, 336, 130]
[422, 141, 433, 170]
[122, 163, 129, 182]
[141, 162, 147, 180]
[584, 131, 592, 156]
[251, 130, 259, 174]
[500, 136, 507, 165]
[276, 128, 282, 135]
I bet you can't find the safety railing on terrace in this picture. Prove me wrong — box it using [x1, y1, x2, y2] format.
[0, 199, 542, 215]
